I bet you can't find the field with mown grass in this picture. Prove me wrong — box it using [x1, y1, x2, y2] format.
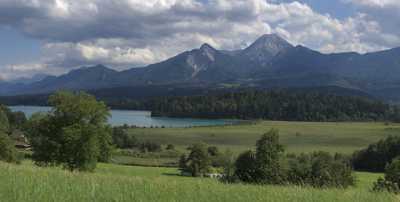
[0, 161, 398, 202]
[128, 121, 400, 154]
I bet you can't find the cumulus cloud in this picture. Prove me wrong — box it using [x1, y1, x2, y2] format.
[0, 63, 61, 80]
[0, 0, 399, 79]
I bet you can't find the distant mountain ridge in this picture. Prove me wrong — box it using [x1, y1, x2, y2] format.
[1, 34, 400, 101]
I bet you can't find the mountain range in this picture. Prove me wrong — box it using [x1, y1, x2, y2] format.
[1, 34, 400, 101]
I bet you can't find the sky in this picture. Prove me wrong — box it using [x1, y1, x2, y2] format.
[0, 0, 399, 80]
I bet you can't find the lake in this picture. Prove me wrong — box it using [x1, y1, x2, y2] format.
[9, 106, 237, 128]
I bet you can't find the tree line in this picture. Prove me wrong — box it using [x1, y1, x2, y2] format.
[110, 91, 400, 122]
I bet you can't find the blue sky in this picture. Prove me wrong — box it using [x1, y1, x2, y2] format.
[0, 0, 399, 80]
[0, 27, 41, 68]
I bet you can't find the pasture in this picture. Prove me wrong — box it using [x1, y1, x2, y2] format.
[0, 161, 397, 202]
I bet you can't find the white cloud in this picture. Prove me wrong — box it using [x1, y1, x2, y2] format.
[0, 0, 399, 79]
[0, 63, 62, 80]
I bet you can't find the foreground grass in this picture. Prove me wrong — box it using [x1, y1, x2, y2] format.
[0, 161, 398, 202]
[128, 121, 400, 154]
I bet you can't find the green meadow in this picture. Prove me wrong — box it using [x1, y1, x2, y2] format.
[0, 161, 398, 202]
[128, 121, 400, 154]
[2, 121, 400, 202]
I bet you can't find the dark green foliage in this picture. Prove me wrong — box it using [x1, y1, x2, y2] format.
[139, 141, 162, 153]
[255, 129, 285, 184]
[385, 158, 400, 184]
[184, 143, 211, 177]
[207, 146, 220, 156]
[0, 105, 27, 129]
[220, 150, 237, 182]
[233, 130, 284, 184]
[0, 108, 18, 163]
[0, 132, 18, 163]
[287, 152, 354, 188]
[234, 150, 258, 183]
[166, 144, 175, 150]
[125, 91, 396, 122]
[178, 154, 188, 172]
[112, 127, 138, 149]
[0, 108, 10, 133]
[97, 126, 113, 163]
[352, 136, 400, 172]
[231, 130, 354, 188]
[373, 158, 400, 194]
[27, 91, 113, 172]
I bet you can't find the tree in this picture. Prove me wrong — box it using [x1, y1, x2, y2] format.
[112, 127, 138, 149]
[178, 154, 188, 173]
[255, 129, 284, 184]
[373, 157, 400, 194]
[0, 132, 18, 163]
[0, 108, 10, 133]
[287, 152, 354, 188]
[186, 143, 211, 177]
[166, 144, 175, 150]
[234, 150, 257, 182]
[0, 105, 27, 129]
[207, 146, 220, 156]
[352, 136, 400, 172]
[27, 91, 113, 171]
[0, 109, 18, 163]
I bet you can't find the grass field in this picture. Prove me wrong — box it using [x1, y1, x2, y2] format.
[0, 161, 398, 202]
[128, 121, 400, 154]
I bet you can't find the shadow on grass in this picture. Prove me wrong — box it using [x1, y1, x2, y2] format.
[162, 172, 193, 178]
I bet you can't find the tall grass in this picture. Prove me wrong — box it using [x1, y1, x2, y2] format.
[0, 162, 397, 202]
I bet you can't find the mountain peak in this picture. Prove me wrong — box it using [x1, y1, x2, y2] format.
[200, 43, 216, 52]
[250, 34, 293, 51]
[242, 34, 293, 64]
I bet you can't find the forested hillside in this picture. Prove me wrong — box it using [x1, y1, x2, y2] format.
[114, 91, 400, 121]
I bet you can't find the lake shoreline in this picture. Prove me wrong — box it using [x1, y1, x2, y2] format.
[9, 105, 242, 128]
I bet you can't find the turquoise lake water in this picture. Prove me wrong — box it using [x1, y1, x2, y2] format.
[9, 106, 236, 127]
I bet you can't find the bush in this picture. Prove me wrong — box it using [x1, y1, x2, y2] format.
[0, 132, 18, 163]
[166, 144, 175, 150]
[207, 146, 219, 156]
[287, 152, 354, 188]
[0, 108, 10, 133]
[139, 141, 162, 153]
[231, 130, 354, 188]
[352, 136, 400, 172]
[234, 150, 258, 183]
[112, 127, 138, 149]
[373, 157, 400, 194]
[183, 143, 211, 177]
[0, 105, 27, 129]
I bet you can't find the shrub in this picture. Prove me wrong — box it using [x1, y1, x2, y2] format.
[0, 132, 18, 163]
[352, 136, 400, 172]
[166, 144, 175, 150]
[373, 157, 400, 194]
[207, 146, 220, 156]
[139, 141, 162, 153]
[0, 105, 27, 129]
[287, 152, 354, 188]
[234, 150, 258, 183]
[0, 108, 10, 133]
[185, 143, 211, 177]
[112, 127, 138, 149]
